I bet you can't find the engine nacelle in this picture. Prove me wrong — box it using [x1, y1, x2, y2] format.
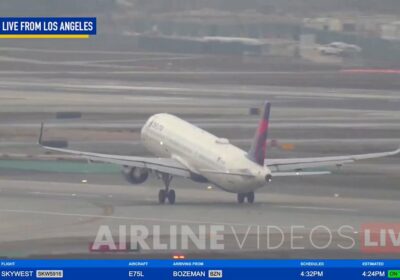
[122, 167, 149, 184]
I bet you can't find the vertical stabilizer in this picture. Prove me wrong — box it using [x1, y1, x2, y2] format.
[248, 101, 271, 165]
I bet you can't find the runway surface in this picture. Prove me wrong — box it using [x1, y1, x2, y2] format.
[0, 43, 399, 259]
[0, 175, 399, 259]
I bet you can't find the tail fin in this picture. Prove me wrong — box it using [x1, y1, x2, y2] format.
[248, 101, 271, 165]
[38, 122, 44, 145]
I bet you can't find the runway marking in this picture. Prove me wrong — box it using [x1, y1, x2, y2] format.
[278, 205, 357, 212]
[30, 191, 100, 198]
[0, 207, 358, 232]
[0, 80, 399, 100]
[0, 208, 266, 227]
[31, 191, 75, 197]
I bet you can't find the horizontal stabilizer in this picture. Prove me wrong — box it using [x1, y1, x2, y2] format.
[272, 171, 331, 177]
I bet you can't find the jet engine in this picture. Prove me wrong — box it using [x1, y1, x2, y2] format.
[122, 167, 149, 184]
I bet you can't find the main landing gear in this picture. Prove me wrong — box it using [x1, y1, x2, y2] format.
[158, 173, 176, 204]
[237, 192, 255, 204]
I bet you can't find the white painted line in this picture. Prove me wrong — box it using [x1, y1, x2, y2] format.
[0, 208, 307, 229]
[0, 208, 259, 227]
[278, 205, 357, 212]
[31, 191, 75, 197]
[0, 208, 359, 233]
[29, 191, 100, 198]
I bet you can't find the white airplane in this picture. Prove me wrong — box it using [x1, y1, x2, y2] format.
[39, 101, 400, 204]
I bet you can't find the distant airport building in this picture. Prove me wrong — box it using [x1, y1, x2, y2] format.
[381, 22, 400, 41]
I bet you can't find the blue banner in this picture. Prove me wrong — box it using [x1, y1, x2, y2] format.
[0, 260, 399, 279]
[0, 17, 96, 35]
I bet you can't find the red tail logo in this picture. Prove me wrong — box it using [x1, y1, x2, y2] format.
[248, 101, 271, 165]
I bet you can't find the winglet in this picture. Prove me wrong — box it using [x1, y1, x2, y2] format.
[389, 145, 400, 156]
[38, 122, 44, 146]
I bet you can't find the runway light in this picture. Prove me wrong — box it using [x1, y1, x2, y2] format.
[281, 143, 294, 151]
[207, 185, 213, 190]
[334, 193, 340, 198]
[81, 179, 87, 183]
[173, 255, 185, 259]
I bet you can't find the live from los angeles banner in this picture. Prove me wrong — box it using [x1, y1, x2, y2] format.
[0, 17, 96, 38]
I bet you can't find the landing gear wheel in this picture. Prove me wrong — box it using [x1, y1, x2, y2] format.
[167, 189, 176, 204]
[237, 193, 245, 204]
[246, 192, 255, 204]
[159, 173, 174, 204]
[158, 189, 166, 204]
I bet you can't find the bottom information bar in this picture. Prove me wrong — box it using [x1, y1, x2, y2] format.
[1, 260, 399, 280]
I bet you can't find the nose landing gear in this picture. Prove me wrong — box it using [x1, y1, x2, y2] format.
[237, 192, 255, 204]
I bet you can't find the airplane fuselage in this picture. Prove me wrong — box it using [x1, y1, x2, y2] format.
[141, 113, 271, 193]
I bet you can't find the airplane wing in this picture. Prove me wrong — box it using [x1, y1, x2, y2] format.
[40, 145, 192, 178]
[38, 123, 191, 178]
[266, 147, 400, 172]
